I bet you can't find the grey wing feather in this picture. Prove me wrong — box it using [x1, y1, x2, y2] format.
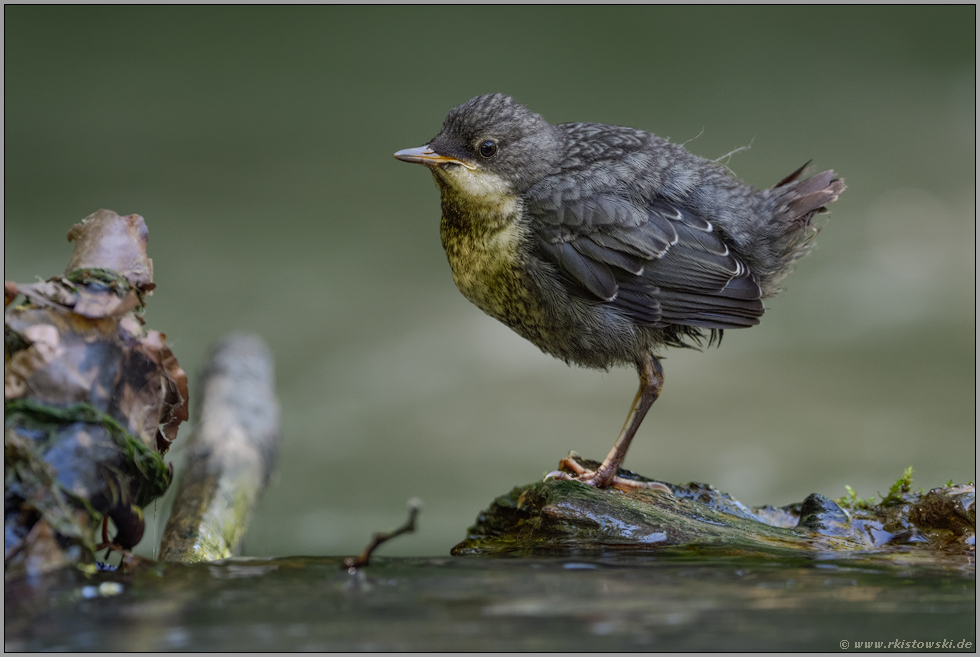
[536, 239, 618, 302]
[642, 245, 747, 294]
[528, 190, 764, 329]
[570, 238, 646, 276]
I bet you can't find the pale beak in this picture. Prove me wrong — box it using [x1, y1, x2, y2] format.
[393, 145, 476, 170]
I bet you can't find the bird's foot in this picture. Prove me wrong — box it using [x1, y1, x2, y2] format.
[544, 453, 672, 494]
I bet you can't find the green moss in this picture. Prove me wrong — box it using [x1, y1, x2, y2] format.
[5, 326, 30, 360]
[64, 268, 148, 312]
[881, 466, 915, 506]
[838, 467, 929, 511]
[457, 469, 975, 557]
[836, 485, 877, 511]
[65, 268, 131, 293]
[4, 399, 171, 506]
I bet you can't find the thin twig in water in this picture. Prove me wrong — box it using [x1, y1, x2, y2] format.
[343, 498, 422, 572]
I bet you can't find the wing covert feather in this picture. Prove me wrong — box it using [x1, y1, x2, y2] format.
[528, 187, 764, 328]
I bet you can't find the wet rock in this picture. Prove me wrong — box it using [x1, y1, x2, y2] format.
[453, 458, 975, 560]
[452, 478, 808, 556]
[794, 494, 871, 547]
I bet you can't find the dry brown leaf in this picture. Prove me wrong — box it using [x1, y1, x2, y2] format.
[13, 281, 77, 311]
[4, 323, 65, 400]
[4, 281, 18, 307]
[5, 208, 186, 570]
[136, 330, 189, 451]
[72, 287, 140, 319]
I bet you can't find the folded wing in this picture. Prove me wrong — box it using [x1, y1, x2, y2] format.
[528, 192, 764, 330]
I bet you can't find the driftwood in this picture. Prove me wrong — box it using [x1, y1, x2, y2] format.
[159, 335, 280, 562]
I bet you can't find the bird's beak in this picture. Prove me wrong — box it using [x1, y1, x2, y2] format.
[393, 145, 476, 170]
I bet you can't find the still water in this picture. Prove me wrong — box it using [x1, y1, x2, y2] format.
[3, 7, 975, 559]
[4, 553, 975, 651]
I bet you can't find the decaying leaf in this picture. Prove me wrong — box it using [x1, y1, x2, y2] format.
[4, 282, 18, 307]
[135, 329, 189, 452]
[71, 286, 141, 319]
[4, 324, 64, 401]
[4, 209, 186, 577]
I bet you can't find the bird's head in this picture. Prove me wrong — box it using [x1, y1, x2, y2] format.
[395, 93, 562, 199]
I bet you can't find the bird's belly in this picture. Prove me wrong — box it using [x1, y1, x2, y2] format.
[441, 216, 646, 369]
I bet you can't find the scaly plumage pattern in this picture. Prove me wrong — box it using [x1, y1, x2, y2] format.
[395, 93, 845, 489]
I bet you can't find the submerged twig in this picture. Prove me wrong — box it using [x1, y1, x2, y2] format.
[343, 499, 422, 572]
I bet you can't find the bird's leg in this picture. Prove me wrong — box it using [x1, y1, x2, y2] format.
[545, 353, 671, 493]
[592, 353, 663, 485]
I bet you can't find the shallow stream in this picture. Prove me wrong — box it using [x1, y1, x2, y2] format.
[5, 551, 975, 651]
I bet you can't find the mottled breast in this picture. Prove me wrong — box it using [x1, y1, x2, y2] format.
[436, 181, 548, 341]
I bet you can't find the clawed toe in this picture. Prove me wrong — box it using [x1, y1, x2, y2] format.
[543, 469, 573, 482]
[543, 454, 672, 494]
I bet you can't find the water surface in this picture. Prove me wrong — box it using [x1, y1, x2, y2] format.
[5, 553, 975, 651]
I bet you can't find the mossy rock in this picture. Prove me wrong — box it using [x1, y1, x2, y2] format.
[453, 461, 975, 559]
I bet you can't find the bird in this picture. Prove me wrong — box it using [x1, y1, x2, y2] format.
[394, 93, 844, 492]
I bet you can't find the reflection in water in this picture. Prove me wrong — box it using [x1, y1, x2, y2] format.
[4, 555, 975, 651]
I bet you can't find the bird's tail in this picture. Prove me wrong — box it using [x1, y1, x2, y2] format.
[756, 164, 846, 297]
[774, 163, 846, 228]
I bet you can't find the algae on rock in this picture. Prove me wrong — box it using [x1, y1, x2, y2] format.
[452, 457, 975, 561]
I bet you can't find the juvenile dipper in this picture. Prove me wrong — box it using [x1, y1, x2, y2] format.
[395, 94, 844, 491]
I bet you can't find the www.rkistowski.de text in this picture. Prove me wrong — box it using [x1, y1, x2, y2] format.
[840, 639, 973, 650]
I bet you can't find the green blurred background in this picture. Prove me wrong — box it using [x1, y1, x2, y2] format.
[5, 7, 974, 557]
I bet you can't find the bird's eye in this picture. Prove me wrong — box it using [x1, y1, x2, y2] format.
[478, 140, 498, 158]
